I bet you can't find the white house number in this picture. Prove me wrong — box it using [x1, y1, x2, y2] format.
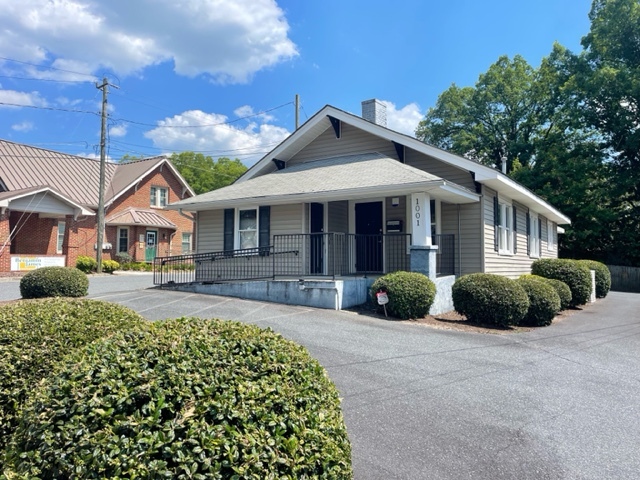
[415, 199, 421, 226]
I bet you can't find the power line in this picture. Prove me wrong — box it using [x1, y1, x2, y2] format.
[0, 56, 98, 79]
[0, 74, 93, 84]
[0, 102, 98, 114]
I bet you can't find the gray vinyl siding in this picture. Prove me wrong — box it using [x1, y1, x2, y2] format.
[384, 196, 406, 232]
[196, 204, 302, 254]
[328, 201, 348, 233]
[287, 123, 397, 165]
[10, 192, 75, 215]
[440, 201, 482, 276]
[404, 150, 476, 190]
[196, 209, 223, 253]
[541, 217, 559, 259]
[483, 187, 557, 278]
[271, 204, 303, 237]
[384, 196, 409, 272]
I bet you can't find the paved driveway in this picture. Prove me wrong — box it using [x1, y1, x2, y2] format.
[3, 275, 639, 479]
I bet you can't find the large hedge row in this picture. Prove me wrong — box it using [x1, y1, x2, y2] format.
[577, 260, 611, 298]
[19, 266, 89, 299]
[5, 317, 352, 479]
[531, 259, 592, 306]
[452, 273, 530, 327]
[516, 276, 561, 327]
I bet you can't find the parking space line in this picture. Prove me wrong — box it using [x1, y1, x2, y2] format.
[135, 294, 198, 313]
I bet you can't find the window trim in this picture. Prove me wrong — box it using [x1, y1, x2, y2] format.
[181, 232, 192, 255]
[235, 207, 259, 251]
[118, 227, 129, 254]
[547, 220, 556, 251]
[56, 220, 65, 254]
[529, 213, 540, 258]
[498, 201, 514, 255]
[150, 186, 168, 208]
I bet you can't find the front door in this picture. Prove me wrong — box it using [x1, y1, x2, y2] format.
[310, 203, 324, 274]
[145, 230, 157, 262]
[355, 201, 383, 272]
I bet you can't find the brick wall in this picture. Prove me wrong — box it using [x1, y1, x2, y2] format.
[0, 161, 195, 273]
[0, 211, 10, 272]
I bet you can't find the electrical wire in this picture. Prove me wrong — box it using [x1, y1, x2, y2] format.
[0, 56, 98, 79]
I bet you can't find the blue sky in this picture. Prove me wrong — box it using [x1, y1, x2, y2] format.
[0, 0, 593, 166]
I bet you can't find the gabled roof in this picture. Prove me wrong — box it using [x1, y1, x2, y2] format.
[236, 105, 571, 224]
[0, 139, 195, 209]
[170, 152, 479, 211]
[0, 185, 94, 217]
[105, 207, 177, 229]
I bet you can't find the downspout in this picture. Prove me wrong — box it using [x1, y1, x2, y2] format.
[457, 204, 461, 277]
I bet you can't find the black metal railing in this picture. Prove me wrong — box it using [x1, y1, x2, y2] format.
[272, 233, 411, 277]
[153, 233, 458, 286]
[153, 246, 277, 286]
[433, 233, 455, 276]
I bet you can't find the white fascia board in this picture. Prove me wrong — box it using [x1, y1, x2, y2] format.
[1, 188, 94, 216]
[484, 175, 571, 224]
[168, 180, 480, 212]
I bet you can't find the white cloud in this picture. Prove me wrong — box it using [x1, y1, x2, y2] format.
[0, 0, 297, 83]
[0, 88, 47, 107]
[144, 109, 290, 166]
[380, 100, 424, 137]
[233, 105, 275, 122]
[11, 121, 34, 132]
[109, 124, 127, 137]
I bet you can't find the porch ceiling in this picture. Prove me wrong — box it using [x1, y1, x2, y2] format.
[169, 152, 480, 211]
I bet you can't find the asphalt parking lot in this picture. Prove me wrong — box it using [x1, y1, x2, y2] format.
[2, 274, 639, 479]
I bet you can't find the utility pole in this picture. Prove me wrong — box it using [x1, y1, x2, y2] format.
[295, 94, 300, 130]
[95, 77, 109, 274]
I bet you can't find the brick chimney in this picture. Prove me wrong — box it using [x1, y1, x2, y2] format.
[361, 99, 387, 127]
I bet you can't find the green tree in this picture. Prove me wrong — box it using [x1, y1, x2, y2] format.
[415, 55, 559, 173]
[169, 152, 247, 195]
[571, 0, 640, 265]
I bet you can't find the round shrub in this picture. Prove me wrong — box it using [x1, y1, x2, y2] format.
[516, 277, 561, 327]
[577, 260, 611, 298]
[452, 273, 529, 327]
[0, 299, 146, 459]
[101, 259, 120, 273]
[19, 266, 89, 299]
[75, 255, 97, 273]
[531, 259, 591, 306]
[542, 278, 572, 310]
[5, 318, 352, 479]
[371, 271, 436, 319]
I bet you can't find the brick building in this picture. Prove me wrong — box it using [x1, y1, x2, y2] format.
[0, 139, 195, 273]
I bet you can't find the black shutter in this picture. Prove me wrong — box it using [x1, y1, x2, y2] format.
[493, 196, 499, 252]
[513, 206, 518, 254]
[259, 206, 271, 255]
[538, 218, 542, 255]
[526, 211, 531, 256]
[223, 208, 234, 253]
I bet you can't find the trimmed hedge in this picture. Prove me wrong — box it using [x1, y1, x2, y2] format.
[102, 259, 120, 273]
[0, 299, 146, 461]
[452, 273, 529, 327]
[75, 255, 97, 273]
[543, 278, 572, 311]
[516, 277, 561, 327]
[371, 271, 436, 319]
[5, 317, 352, 479]
[531, 259, 591, 306]
[19, 266, 89, 299]
[578, 260, 611, 298]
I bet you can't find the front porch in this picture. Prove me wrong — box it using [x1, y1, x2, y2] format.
[153, 233, 456, 313]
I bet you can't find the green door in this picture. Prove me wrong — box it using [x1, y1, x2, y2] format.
[145, 231, 157, 262]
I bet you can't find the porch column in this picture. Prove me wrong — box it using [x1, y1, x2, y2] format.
[410, 193, 437, 279]
[0, 209, 10, 272]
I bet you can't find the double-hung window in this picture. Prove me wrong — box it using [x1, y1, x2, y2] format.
[529, 214, 540, 258]
[547, 220, 555, 251]
[118, 227, 129, 253]
[238, 209, 258, 250]
[57, 221, 65, 254]
[498, 202, 514, 254]
[182, 232, 192, 254]
[150, 186, 168, 207]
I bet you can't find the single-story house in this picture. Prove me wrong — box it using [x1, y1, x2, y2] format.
[0, 139, 195, 274]
[160, 100, 570, 312]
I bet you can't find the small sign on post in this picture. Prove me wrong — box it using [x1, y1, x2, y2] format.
[376, 290, 389, 317]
